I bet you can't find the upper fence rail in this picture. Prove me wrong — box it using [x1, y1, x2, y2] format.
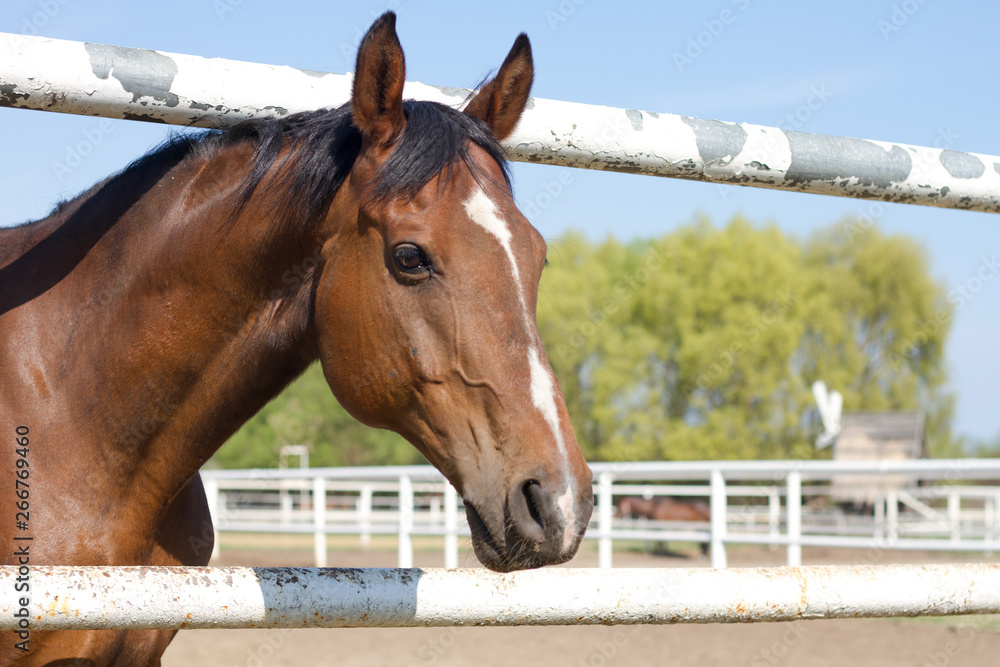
[2, 33, 998, 213]
[201, 458, 1000, 481]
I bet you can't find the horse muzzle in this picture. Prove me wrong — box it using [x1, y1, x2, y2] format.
[464, 473, 594, 572]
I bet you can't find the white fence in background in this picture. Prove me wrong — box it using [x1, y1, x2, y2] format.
[201, 459, 1000, 569]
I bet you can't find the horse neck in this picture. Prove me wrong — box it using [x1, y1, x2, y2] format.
[47, 144, 326, 503]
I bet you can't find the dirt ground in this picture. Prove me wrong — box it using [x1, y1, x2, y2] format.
[163, 537, 1000, 666]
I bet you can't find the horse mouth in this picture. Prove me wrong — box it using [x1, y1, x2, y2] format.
[464, 502, 506, 570]
[464, 501, 577, 573]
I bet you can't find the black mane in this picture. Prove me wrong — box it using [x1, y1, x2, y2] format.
[22, 99, 511, 234]
[204, 99, 511, 226]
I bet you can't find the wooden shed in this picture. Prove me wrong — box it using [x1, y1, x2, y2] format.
[830, 411, 926, 506]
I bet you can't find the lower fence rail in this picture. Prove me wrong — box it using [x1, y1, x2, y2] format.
[2, 564, 998, 630]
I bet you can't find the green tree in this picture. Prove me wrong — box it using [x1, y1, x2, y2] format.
[537, 217, 954, 462]
[799, 223, 954, 456]
[967, 434, 1000, 458]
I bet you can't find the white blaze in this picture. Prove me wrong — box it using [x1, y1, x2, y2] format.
[462, 188, 527, 315]
[528, 347, 565, 455]
[463, 188, 576, 535]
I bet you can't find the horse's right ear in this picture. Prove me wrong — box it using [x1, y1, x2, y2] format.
[352, 11, 406, 147]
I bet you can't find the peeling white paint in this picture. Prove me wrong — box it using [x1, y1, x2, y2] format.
[2, 564, 999, 629]
[1, 32, 998, 213]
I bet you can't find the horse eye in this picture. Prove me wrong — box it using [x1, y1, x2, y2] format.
[393, 244, 430, 273]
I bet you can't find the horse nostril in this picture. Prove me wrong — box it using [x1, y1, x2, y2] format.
[522, 479, 546, 530]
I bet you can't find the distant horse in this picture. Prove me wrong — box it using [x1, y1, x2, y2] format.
[616, 496, 711, 556]
[0, 13, 592, 665]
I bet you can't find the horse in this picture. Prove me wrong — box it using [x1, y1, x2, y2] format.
[0, 13, 593, 665]
[615, 496, 711, 557]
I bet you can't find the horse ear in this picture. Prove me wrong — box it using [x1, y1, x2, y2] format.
[464, 34, 534, 141]
[352, 12, 406, 146]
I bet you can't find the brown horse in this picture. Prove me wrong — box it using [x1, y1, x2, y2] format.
[616, 496, 711, 523]
[616, 496, 711, 556]
[0, 13, 592, 665]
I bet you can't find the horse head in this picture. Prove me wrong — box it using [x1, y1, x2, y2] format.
[314, 13, 593, 572]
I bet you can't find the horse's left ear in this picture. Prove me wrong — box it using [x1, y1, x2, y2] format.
[352, 11, 406, 146]
[464, 34, 533, 141]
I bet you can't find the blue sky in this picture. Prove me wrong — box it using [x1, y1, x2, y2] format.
[2, 0, 999, 444]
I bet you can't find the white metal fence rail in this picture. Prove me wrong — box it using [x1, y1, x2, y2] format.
[201, 459, 1000, 570]
[2, 32, 999, 213]
[3, 564, 999, 630]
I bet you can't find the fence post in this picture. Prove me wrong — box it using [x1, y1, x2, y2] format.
[430, 497, 441, 526]
[313, 476, 327, 568]
[948, 490, 960, 542]
[994, 493, 1000, 556]
[279, 482, 292, 526]
[768, 487, 780, 551]
[709, 469, 727, 569]
[598, 472, 614, 569]
[786, 471, 802, 567]
[986, 494, 997, 558]
[299, 477, 308, 518]
[444, 482, 458, 568]
[399, 475, 414, 568]
[874, 491, 885, 540]
[994, 493, 1000, 557]
[203, 477, 220, 563]
[358, 483, 373, 550]
[886, 490, 899, 543]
